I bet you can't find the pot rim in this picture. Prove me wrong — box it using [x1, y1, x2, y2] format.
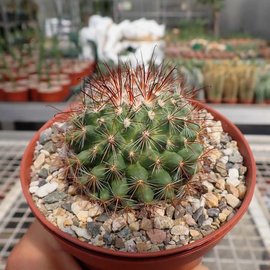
[20, 101, 256, 259]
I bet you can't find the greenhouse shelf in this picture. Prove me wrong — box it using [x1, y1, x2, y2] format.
[0, 132, 270, 270]
[0, 103, 270, 129]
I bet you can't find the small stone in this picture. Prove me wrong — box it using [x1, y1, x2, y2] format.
[43, 191, 67, 204]
[226, 174, 240, 186]
[228, 168, 239, 178]
[36, 182, 58, 198]
[62, 203, 72, 212]
[193, 207, 204, 222]
[219, 156, 229, 164]
[239, 165, 247, 175]
[125, 239, 136, 252]
[237, 184, 247, 199]
[87, 222, 101, 238]
[215, 178, 225, 190]
[229, 151, 243, 163]
[115, 237, 125, 249]
[154, 216, 174, 229]
[76, 211, 89, 222]
[45, 202, 60, 210]
[118, 227, 131, 238]
[188, 197, 201, 212]
[96, 213, 109, 222]
[150, 245, 160, 252]
[153, 206, 165, 217]
[29, 186, 39, 194]
[129, 221, 140, 232]
[165, 244, 177, 250]
[171, 225, 189, 236]
[223, 148, 233, 156]
[225, 194, 241, 208]
[174, 205, 186, 219]
[184, 214, 196, 226]
[215, 162, 227, 176]
[197, 214, 206, 226]
[202, 218, 213, 226]
[43, 141, 56, 153]
[204, 193, 219, 208]
[123, 212, 136, 224]
[34, 153, 46, 169]
[30, 180, 39, 187]
[103, 232, 113, 245]
[136, 242, 151, 252]
[218, 198, 227, 210]
[49, 166, 59, 174]
[103, 219, 112, 232]
[166, 205, 175, 218]
[38, 168, 49, 179]
[88, 204, 104, 217]
[146, 229, 166, 244]
[190, 229, 202, 238]
[207, 208, 220, 218]
[91, 235, 104, 247]
[71, 201, 88, 215]
[112, 216, 126, 232]
[218, 212, 228, 222]
[140, 218, 153, 231]
[39, 128, 52, 144]
[226, 184, 239, 197]
[202, 181, 214, 192]
[71, 226, 91, 240]
[68, 185, 76, 195]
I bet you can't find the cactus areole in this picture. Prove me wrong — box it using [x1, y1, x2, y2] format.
[63, 62, 206, 210]
[20, 61, 256, 270]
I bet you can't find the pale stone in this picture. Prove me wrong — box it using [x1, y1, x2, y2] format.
[36, 182, 58, 198]
[33, 153, 46, 169]
[190, 229, 201, 238]
[76, 211, 89, 222]
[171, 225, 189, 236]
[29, 186, 39, 194]
[226, 184, 239, 198]
[154, 216, 174, 229]
[88, 204, 104, 217]
[226, 177, 240, 187]
[112, 216, 126, 232]
[226, 194, 241, 208]
[71, 226, 91, 240]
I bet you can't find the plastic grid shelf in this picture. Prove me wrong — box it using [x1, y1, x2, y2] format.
[0, 134, 270, 270]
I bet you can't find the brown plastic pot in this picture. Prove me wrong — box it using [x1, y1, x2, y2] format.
[20, 101, 256, 270]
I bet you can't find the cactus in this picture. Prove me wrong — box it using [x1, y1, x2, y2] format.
[63, 63, 205, 209]
[223, 73, 238, 103]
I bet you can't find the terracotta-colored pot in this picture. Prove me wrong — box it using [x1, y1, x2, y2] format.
[4, 84, 29, 102]
[37, 82, 65, 102]
[222, 99, 237, 104]
[20, 101, 256, 270]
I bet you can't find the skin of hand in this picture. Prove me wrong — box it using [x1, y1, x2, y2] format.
[6, 219, 209, 270]
[6, 219, 81, 270]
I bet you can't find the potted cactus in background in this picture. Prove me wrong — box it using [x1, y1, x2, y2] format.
[20, 60, 256, 270]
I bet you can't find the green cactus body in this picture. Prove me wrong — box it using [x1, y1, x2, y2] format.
[63, 63, 205, 209]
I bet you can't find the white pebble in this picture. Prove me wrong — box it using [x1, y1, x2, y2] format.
[71, 226, 91, 240]
[36, 182, 58, 198]
[228, 168, 239, 179]
[223, 149, 233, 156]
[30, 181, 39, 187]
[226, 177, 240, 187]
[29, 186, 39, 194]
